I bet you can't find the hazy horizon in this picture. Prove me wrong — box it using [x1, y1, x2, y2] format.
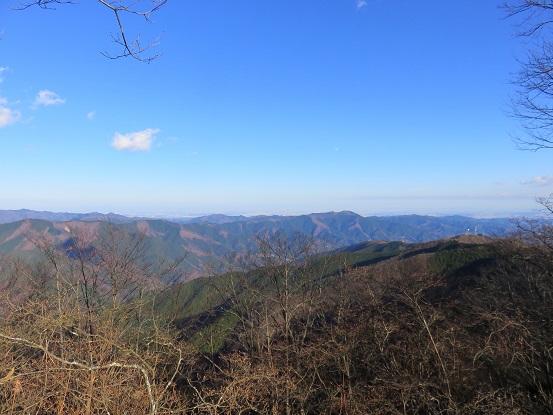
[0, 203, 540, 220]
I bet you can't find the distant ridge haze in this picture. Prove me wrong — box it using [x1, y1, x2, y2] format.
[0, 210, 515, 282]
[0, 210, 515, 237]
[0, 209, 134, 224]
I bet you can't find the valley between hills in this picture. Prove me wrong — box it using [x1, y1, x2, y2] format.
[0, 209, 512, 280]
[1, 208, 552, 414]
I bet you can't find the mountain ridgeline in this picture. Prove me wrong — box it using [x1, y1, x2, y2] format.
[0, 210, 512, 278]
[1, 208, 552, 414]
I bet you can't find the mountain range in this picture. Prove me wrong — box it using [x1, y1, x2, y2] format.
[0, 209, 514, 280]
[0, 209, 134, 224]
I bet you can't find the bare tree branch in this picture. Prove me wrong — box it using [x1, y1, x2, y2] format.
[12, 0, 166, 62]
[504, 1, 553, 149]
[0, 332, 158, 414]
[12, 0, 76, 10]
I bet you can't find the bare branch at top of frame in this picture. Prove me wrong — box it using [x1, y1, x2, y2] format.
[12, 0, 76, 11]
[12, 0, 167, 62]
[504, 1, 553, 150]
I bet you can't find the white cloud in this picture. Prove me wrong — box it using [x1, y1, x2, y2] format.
[0, 67, 7, 83]
[357, 0, 367, 9]
[33, 90, 66, 107]
[0, 105, 21, 128]
[111, 128, 160, 151]
[87, 111, 96, 120]
[0, 96, 21, 127]
[521, 175, 553, 186]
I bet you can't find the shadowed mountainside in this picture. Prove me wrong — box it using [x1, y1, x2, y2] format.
[0, 211, 513, 280]
[1, 221, 552, 413]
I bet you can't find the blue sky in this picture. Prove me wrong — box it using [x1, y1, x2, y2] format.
[0, 0, 551, 217]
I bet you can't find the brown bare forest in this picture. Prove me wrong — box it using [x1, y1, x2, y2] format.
[0, 217, 551, 414]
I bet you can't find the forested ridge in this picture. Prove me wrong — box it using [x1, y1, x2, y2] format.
[0, 220, 551, 414]
[0, 212, 512, 280]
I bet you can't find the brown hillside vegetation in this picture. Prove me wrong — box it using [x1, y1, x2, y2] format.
[0, 225, 551, 414]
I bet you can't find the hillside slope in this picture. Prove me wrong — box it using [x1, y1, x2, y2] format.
[0, 212, 512, 280]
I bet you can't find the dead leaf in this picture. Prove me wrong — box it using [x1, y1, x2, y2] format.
[0, 368, 15, 383]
